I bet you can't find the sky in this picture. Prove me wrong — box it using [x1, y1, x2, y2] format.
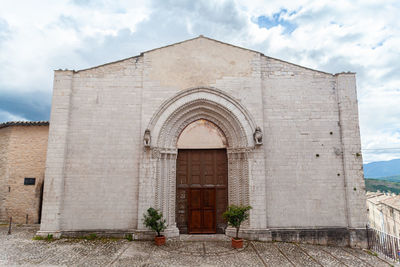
[0, 0, 399, 163]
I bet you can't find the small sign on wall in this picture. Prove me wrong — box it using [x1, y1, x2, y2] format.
[24, 178, 36, 185]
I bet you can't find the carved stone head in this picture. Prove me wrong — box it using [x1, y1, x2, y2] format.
[253, 126, 263, 145]
[143, 129, 151, 147]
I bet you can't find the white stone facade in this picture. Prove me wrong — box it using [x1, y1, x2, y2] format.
[38, 36, 367, 247]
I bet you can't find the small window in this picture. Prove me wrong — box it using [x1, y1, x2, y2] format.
[24, 178, 36, 185]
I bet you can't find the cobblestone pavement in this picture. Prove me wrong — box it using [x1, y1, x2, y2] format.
[0, 225, 394, 266]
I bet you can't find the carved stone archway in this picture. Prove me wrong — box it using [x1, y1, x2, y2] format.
[137, 87, 258, 237]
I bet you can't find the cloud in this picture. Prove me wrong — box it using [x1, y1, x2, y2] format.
[0, 110, 27, 122]
[0, 18, 11, 43]
[0, 0, 399, 163]
[0, 89, 51, 122]
[359, 88, 400, 163]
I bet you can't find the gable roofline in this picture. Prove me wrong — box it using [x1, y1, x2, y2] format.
[69, 55, 140, 73]
[69, 35, 350, 76]
[141, 35, 264, 56]
[73, 35, 263, 73]
[0, 121, 49, 129]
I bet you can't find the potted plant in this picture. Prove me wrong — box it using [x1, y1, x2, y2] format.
[223, 205, 252, 249]
[143, 207, 167, 246]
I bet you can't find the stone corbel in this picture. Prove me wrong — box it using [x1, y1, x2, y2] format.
[253, 126, 263, 145]
[143, 129, 151, 148]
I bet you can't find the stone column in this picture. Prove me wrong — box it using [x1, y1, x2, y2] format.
[159, 150, 179, 236]
[227, 149, 250, 207]
[226, 149, 249, 237]
[227, 151, 238, 206]
[167, 152, 178, 230]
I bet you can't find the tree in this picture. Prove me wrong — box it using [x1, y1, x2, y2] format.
[223, 205, 252, 240]
[143, 207, 167, 237]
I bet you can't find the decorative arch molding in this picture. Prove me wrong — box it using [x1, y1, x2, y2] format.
[137, 87, 259, 236]
[147, 87, 257, 149]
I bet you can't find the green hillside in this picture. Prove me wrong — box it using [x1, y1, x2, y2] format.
[365, 178, 400, 194]
[365, 175, 400, 182]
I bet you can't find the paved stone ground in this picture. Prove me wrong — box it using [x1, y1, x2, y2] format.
[0, 225, 395, 266]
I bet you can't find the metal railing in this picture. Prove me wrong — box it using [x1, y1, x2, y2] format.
[368, 226, 400, 261]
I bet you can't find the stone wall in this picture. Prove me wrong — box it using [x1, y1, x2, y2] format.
[0, 125, 48, 224]
[40, 58, 144, 233]
[0, 127, 11, 222]
[262, 57, 348, 228]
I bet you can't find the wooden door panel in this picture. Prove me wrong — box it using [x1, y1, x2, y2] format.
[177, 149, 227, 234]
[204, 175, 214, 185]
[203, 151, 213, 162]
[177, 151, 188, 185]
[177, 174, 187, 185]
[190, 163, 201, 184]
[202, 188, 216, 233]
[188, 188, 216, 234]
[189, 210, 202, 232]
[203, 210, 215, 232]
[203, 189, 215, 209]
[204, 164, 214, 184]
[189, 189, 201, 208]
[188, 188, 202, 233]
[190, 151, 201, 184]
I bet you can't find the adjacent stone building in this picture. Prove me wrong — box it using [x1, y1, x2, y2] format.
[367, 191, 400, 237]
[38, 36, 367, 246]
[0, 121, 49, 224]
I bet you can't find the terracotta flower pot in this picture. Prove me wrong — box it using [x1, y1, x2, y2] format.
[231, 238, 243, 249]
[155, 235, 166, 246]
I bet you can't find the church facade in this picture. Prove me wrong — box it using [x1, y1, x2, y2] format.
[38, 36, 367, 247]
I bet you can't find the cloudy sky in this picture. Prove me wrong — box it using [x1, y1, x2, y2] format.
[0, 0, 399, 163]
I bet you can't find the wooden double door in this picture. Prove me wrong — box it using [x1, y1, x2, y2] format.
[176, 149, 228, 234]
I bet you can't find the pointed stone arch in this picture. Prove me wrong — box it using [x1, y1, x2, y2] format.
[137, 87, 258, 237]
[148, 87, 256, 148]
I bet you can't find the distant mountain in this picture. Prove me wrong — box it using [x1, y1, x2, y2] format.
[363, 158, 400, 178]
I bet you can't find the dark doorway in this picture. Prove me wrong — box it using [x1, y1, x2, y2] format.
[176, 149, 228, 234]
[38, 182, 44, 224]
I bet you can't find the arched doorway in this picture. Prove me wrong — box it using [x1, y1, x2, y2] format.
[176, 119, 228, 234]
[137, 87, 262, 237]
